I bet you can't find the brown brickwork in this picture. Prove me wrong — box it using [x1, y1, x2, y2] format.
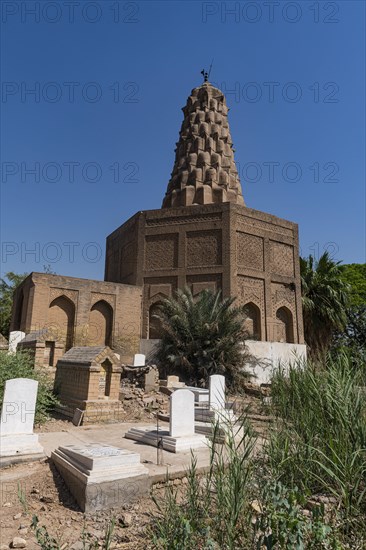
[11, 273, 142, 362]
[105, 202, 304, 344]
[11, 79, 304, 359]
[54, 346, 124, 423]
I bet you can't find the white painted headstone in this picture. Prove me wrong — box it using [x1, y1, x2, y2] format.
[133, 354, 145, 367]
[0, 378, 38, 435]
[169, 389, 194, 437]
[8, 331, 25, 353]
[0, 378, 44, 460]
[209, 375, 225, 410]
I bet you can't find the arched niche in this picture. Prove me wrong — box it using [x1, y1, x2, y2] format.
[243, 302, 261, 340]
[48, 295, 75, 351]
[149, 302, 163, 340]
[276, 306, 294, 343]
[89, 300, 113, 347]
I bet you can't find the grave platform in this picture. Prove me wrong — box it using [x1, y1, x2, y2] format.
[51, 443, 149, 512]
[125, 425, 207, 453]
[0, 434, 45, 466]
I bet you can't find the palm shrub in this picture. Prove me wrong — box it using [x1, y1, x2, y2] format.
[267, 353, 366, 520]
[154, 287, 250, 388]
[300, 252, 350, 358]
[0, 350, 58, 423]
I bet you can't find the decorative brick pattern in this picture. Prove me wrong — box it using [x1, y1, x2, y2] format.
[145, 234, 178, 270]
[270, 241, 294, 277]
[236, 232, 264, 271]
[49, 287, 78, 306]
[90, 293, 115, 308]
[187, 230, 222, 267]
[237, 276, 265, 310]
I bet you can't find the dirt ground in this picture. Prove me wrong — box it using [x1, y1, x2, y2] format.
[0, 391, 269, 549]
[0, 457, 161, 549]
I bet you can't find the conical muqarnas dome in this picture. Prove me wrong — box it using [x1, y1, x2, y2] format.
[162, 81, 245, 208]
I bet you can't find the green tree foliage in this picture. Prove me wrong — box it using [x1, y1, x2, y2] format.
[332, 305, 366, 371]
[339, 263, 366, 307]
[0, 350, 58, 423]
[0, 271, 28, 338]
[154, 287, 249, 388]
[300, 252, 350, 357]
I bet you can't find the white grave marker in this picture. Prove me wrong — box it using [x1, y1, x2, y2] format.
[209, 375, 225, 410]
[133, 354, 145, 367]
[0, 378, 44, 461]
[169, 389, 194, 437]
[8, 331, 25, 353]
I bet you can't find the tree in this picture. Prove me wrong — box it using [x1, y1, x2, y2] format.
[339, 263, 366, 307]
[300, 252, 350, 358]
[154, 287, 250, 388]
[0, 272, 28, 338]
[332, 305, 366, 371]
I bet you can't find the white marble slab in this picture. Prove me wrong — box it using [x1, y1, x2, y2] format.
[209, 375, 225, 410]
[0, 378, 38, 435]
[170, 389, 195, 437]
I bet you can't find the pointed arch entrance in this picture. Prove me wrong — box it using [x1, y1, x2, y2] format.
[89, 300, 113, 347]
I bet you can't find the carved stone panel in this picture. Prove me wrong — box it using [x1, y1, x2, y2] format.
[145, 234, 178, 271]
[236, 232, 264, 271]
[187, 230, 222, 267]
[270, 241, 294, 277]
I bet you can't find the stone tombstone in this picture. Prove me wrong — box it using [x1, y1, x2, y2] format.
[8, 331, 25, 353]
[167, 375, 180, 387]
[169, 389, 194, 437]
[209, 375, 225, 411]
[0, 378, 38, 435]
[133, 354, 145, 367]
[144, 368, 158, 392]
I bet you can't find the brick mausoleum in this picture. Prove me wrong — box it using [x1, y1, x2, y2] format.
[11, 79, 305, 370]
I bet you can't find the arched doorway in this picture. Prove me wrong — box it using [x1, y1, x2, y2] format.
[48, 295, 75, 351]
[275, 306, 294, 343]
[149, 302, 163, 339]
[89, 300, 113, 347]
[243, 302, 261, 340]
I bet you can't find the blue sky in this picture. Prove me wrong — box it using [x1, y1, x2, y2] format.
[1, 0, 365, 280]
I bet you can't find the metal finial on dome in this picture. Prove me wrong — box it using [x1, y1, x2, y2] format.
[200, 60, 213, 83]
[201, 69, 209, 82]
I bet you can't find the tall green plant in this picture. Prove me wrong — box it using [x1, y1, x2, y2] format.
[300, 252, 350, 357]
[151, 418, 256, 549]
[154, 287, 249, 388]
[268, 354, 366, 520]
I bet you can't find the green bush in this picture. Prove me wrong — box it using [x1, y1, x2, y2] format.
[154, 287, 250, 389]
[0, 350, 58, 423]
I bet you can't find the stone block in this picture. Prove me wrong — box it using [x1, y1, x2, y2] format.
[51, 444, 149, 512]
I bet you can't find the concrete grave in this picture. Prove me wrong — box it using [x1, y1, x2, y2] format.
[52, 443, 149, 512]
[186, 386, 209, 404]
[195, 375, 237, 430]
[0, 378, 44, 465]
[125, 389, 207, 452]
